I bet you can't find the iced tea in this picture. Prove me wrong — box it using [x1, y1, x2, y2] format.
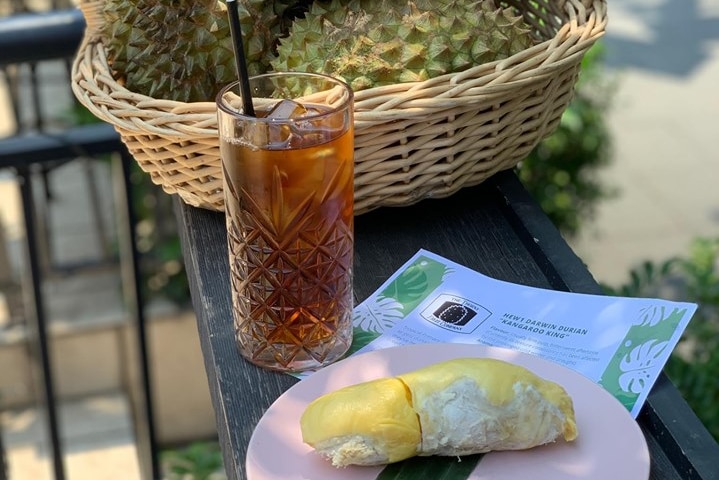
[217, 74, 354, 372]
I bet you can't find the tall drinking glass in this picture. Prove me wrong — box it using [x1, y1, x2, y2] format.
[216, 72, 354, 372]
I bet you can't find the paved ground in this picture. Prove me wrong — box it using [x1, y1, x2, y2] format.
[1, 0, 718, 479]
[568, 0, 719, 286]
[1, 393, 141, 480]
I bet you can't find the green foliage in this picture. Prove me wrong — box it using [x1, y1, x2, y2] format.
[517, 43, 615, 237]
[67, 102, 191, 307]
[603, 238, 719, 441]
[161, 442, 226, 480]
[128, 163, 191, 306]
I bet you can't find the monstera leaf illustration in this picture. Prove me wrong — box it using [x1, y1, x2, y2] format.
[353, 296, 405, 334]
[618, 339, 669, 394]
[379, 259, 453, 314]
[345, 327, 382, 356]
[636, 305, 667, 327]
[381, 264, 432, 305]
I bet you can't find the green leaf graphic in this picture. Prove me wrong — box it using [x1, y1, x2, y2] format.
[618, 339, 669, 394]
[353, 296, 405, 333]
[346, 327, 382, 356]
[379, 256, 451, 316]
[600, 306, 687, 411]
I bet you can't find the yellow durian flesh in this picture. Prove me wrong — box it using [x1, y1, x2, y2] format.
[398, 358, 578, 456]
[300, 377, 421, 466]
[300, 357, 577, 466]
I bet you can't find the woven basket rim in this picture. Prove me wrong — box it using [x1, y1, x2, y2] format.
[72, 0, 607, 138]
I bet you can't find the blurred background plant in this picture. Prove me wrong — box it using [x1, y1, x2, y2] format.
[69, 104, 191, 308]
[128, 166, 190, 307]
[161, 442, 226, 480]
[516, 43, 615, 238]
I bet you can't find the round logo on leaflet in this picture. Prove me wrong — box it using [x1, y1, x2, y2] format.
[436, 302, 474, 325]
[421, 294, 491, 333]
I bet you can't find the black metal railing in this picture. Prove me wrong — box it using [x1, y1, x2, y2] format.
[0, 8, 159, 480]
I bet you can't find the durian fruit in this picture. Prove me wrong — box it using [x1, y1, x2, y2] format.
[272, 0, 316, 32]
[300, 377, 421, 466]
[271, 0, 536, 91]
[300, 357, 577, 467]
[101, 0, 278, 102]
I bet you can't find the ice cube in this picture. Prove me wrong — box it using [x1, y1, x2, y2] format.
[263, 100, 307, 148]
[242, 123, 268, 150]
[266, 99, 308, 120]
[290, 105, 339, 148]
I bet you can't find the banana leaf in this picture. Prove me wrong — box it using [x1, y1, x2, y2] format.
[376, 454, 484, 480]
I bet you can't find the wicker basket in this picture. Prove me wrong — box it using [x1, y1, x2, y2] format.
[71, 0, 607, 214]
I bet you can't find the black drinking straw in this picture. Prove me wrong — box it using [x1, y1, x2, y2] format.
[226, 0, 256, 116]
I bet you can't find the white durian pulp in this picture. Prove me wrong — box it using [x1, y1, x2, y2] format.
[413, 377, 566, 456]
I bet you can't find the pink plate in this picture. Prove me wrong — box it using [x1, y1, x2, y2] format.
[246, 343, 650, 480]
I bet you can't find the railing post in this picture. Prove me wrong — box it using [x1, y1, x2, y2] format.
[114, 151, 161, 480]
[0, 418, 8, 479]
[15, 165, 66, 480]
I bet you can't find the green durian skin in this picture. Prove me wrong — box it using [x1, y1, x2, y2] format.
[102, 0, 278, 102]
[271, 0, 537, 92]
[101, 0, 536, 100]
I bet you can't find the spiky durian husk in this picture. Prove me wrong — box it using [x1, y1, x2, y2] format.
[102, 0, 278, 102]
[271, 0, 536, 91]
[272, 0, 316, 32]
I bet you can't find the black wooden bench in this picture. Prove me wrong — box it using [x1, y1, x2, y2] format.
[175, 170, 719, 480]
